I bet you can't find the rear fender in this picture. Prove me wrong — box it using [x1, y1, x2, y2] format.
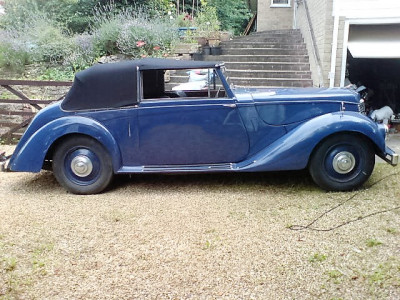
[239, 112, 386, 171]
[9, 116, 121, 173]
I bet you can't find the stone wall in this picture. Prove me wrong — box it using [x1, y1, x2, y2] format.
[257, 1, 294, 31]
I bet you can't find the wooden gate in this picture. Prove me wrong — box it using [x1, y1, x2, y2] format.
[0, 80, 72, 143]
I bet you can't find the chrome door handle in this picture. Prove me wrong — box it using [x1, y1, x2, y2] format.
[223, 104, 237, 108]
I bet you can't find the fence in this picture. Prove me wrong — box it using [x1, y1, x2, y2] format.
[0, 80, 72, 143]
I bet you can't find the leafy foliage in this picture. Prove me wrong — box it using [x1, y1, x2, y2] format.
[0, 0, 250, 75]
[92, 5, 178, 58]
[208, 0, 252, 35]
[0, 31, 31, 71]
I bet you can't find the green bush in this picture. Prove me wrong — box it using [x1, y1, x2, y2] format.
[64, 34, 98, 72]
[28, 17, 74, 63]
[0, 35, 31, 71]
[209, 0, 251, 35]
[195, 5, 220, 33]
[92, 5, 178, 58]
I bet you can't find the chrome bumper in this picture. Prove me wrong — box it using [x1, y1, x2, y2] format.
[390, 153, 399, 166]
[384, 153, 399, 166]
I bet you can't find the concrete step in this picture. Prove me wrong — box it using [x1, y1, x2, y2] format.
[244, 31, 302, 39]
[220, 42, 306, 50]
[226, 69, 311, 79]
[203, 54, 309, 63]
[249, 29, 301, 35]
[233, 37, 303, 44]
[224, 61, 310, 71]
[169, 75, 189, 83]
[231, 77, 313, 88]
[221, 48, 307, 55]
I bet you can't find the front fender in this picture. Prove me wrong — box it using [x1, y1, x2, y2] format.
[239, 112, 386, 171]
[9, 116, 122, 173]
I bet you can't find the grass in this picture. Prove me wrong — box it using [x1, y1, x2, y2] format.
[366, 238, 383, 247]
[309, 253, 327, 263]
[0, 238, 54, 298]
[326, 270, 343, 284]
[386, 227, 398, 234]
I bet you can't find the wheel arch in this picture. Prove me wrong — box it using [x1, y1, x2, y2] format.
[9, 116, 122, 173]
[307, 130, 377, 168]
[46, 133, 115, 166]
[239, 112, 385, 172]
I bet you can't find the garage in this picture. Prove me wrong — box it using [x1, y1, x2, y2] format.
[345, 24, 400, 116]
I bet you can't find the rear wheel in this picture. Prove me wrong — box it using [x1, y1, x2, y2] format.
[309, 134, 375, 191]
[53, 136, 113, 194]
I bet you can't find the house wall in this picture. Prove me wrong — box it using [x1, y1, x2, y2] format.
[257, 0, 400, 87]
[295, 0, 334, 87]
[331, 0, 400, 87]
[334, 0, 400, 18]
[257, 1, 294, 31]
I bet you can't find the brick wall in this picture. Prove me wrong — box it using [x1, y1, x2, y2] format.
[295, 0, 334, 87]
[257, 1, 294, 31]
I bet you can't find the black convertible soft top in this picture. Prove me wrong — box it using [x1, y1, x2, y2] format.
[61, 58, 222, 111]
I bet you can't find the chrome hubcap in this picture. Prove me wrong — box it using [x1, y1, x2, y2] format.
[333, 151, 356, 174]
[70, 155, 93, 177]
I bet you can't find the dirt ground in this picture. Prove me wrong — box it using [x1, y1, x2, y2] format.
[1, 144, 400, 299]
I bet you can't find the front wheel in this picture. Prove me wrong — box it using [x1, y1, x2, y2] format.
[53, 136, 113, 194]
[309, 134, 375, 191]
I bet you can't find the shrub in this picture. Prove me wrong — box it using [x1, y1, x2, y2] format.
[64, 33, 98, 72]
[0, 33, 31, 71]
[195, 5, 220, 33]
[92, 5, 178, 58]
[27, 17, 74, 63]
[209, 0, 251, 35]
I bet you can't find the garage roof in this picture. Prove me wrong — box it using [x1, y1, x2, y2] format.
[348, 24, 400, 58]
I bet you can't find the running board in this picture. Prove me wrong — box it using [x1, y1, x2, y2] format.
[118, 163, 235, 173]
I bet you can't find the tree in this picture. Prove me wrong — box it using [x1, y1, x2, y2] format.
[208, 0, 251, 35]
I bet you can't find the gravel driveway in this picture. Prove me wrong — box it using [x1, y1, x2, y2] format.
[1, 144, 399, 299]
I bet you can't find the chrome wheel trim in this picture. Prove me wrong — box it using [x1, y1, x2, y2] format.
[70, 155, 93, 177]
[332, 151, 356, 174]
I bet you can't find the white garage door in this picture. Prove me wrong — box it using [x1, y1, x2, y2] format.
[348, 24, 400, 58]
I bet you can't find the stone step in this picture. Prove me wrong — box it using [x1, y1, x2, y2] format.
[221, 48, 307, 55]
[220, 42, 306, 50]
[245, 31, 302, 38]
[232, 37, 304, 44]
[224, 61, 310, 71]
[231, 77, 313, 88]
[169, 75, 189, 83]
[249, 29, 301, 35]
[203, 54, 309, 63]
[169, 70, 312, 84]
[232, 37, 304, 45]
[226, 69, 311, 79]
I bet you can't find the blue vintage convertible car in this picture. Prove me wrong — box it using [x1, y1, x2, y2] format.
[5, 58, 399, 194]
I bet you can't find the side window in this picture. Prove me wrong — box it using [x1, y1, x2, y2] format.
[141, 68, 227, 100]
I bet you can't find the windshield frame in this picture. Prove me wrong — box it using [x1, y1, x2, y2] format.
[216, 66, 235, 98]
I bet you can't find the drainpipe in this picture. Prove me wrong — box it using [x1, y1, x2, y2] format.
[329, 15, 340, 88]
[293, 0, 297, 29]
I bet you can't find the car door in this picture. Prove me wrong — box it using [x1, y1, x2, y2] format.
[137, 97, 249, 165]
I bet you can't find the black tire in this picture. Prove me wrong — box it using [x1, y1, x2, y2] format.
[309, 134, 375, 191]
[52, 136, 113, 194]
